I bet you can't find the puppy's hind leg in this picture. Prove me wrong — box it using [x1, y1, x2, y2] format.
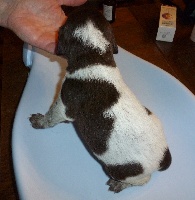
[107, 174, 151, 193]
[107, 179, 131, 193]
[29, 95, 73, 129]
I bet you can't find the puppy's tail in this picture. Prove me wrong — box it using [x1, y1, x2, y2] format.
[158, 148, 172, 171]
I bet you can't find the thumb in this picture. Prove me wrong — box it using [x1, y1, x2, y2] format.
[57, 0, 87, 6]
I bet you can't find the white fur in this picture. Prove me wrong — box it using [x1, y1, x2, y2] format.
[30, 95, 74, 129]
[53, 95, 74, 122]
[124, 174, 151, 185]
[73, 20, 109, 54]
[67, 65, 167, 173]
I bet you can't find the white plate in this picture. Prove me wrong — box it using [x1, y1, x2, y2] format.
[12, 47, 195, 200]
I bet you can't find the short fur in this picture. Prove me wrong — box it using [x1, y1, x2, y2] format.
[29, 8, 171, 193]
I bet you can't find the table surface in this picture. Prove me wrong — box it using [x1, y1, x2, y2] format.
[1, 2, 195, 199]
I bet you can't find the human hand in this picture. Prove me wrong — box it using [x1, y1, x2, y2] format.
[1, 0, 86, 53]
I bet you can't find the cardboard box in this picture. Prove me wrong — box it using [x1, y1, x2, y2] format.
[156, 5, 176, 42]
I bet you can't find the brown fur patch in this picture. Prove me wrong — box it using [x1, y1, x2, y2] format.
[104, 163, 144, 180]
[61, 78, 120, 154]
[159, 148, 172, 171]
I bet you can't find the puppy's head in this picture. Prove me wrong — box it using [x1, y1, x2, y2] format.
[56, 8, 118, 59]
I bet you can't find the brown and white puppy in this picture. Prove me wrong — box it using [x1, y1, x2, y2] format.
[30, 8, 171, 193]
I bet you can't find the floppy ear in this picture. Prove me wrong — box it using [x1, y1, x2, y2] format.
[55, 41, 63, 56]
[55, 24, 73, 57]
[111, 33, 118, 54]
[104, 25, 118, 54]
[55, 25, 66, 56]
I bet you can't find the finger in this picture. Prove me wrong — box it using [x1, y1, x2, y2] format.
[57, 0, 87, 6]
[31, 31, 58, 54]
[44, 42, 56, 54]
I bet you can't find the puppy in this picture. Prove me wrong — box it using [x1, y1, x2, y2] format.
[30, 8, 171, 193]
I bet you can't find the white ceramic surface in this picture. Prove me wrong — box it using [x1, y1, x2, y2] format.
[12, 47, 195, 200]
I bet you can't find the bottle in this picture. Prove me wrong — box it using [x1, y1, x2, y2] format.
[103, 0, 116, 23]
[190, 24, 195, 42]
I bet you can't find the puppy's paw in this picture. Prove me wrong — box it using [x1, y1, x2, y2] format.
[29, 113, 46, 129]
[107, 179, 129, 193]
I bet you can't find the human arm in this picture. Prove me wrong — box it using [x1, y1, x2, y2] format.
[0, 0, 87, 53]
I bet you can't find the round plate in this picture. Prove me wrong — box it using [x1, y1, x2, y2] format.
[13, 47, 195, 200]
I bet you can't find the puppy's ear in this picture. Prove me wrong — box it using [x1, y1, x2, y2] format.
[55, 24, 72, 57]
[105, 25, 118, 54]
[55, 26, 65, 56]
[55, 40, 63, 56]
[111, 33, 118, 54]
